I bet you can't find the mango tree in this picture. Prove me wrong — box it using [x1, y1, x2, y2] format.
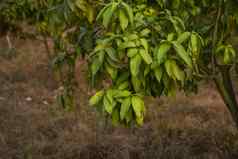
[2, 0, 238, 127]
[89, 0, 238, 127]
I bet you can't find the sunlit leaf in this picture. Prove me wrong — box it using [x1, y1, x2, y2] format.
[130, 54, 142, 76]
[89, 90, 104, 106]
[120, 97, 131, 120]
[172, 42, 192, 68]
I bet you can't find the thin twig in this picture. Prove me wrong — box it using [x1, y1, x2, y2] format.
[211, 0, 223, 75]
[6, 33, 13, 49]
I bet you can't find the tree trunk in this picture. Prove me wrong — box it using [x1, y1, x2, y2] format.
[214, 66, 238, 128]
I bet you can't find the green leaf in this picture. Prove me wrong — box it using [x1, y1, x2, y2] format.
[119, 9, 129, 30]
[116, 72, 130, 86]
[144, 65, 150, 77]
[125, 108, 133, 123]
[121, 2, 134, 25]
[190, 33, 199, 53]
[132, 76, 141, 92]
[96, 3, 111, 21]
[112, 108, 120, 125]
[171, 61, 185, 81]
[165, 60, 174, 78]
[127, 34, 139, 41]
[75, 47, 81, 57]
[105, 62, 118, 79]
[140, 28, 151, 37]
[106, 89, 115, 104]
[139, 48, 152, 64]
[105, 48, 119, 62]
[177, 32, 191, 44]
[98, 50, 106, 63]
[114, 90, 131, 98]
[216, 45, 225, 54]
[167, 33, 176, 41]
[224, 48, 231, 64]
[127, 48, 138, 58]
[136, 116, 144, 125]
[130, 54, 142, 76]
[228, 45, 236, 58]
[120, 97, 131, 120]
[118, 81, 129, 90]
[91, 58, 102, 76]
[120, 41, 137, 49]
[93, 44, 107, 53]
[103, 95, 114, 114]
[154, 66, 163, 82]
[103, 3, 117, 28]
[171, 16, 185, 33]
[106, 57, 122, 69]
[103, 90, 116, 114]
[89, 90, 104, 106]
[131, 96, 145, 118]
[172, 42, 192, 68]
[156, 42, 171, 65]
[86, 6, 95, 23]
[140, 38, 149, 53]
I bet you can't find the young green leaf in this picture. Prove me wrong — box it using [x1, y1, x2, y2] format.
[127, 34, 139, 41]
[139, 49, 153, 64]
[154, 66, 163, 82]
[112, 108, 120, 125]
[120, 41, 137, 49]
[105, 62, 118, 80]
[130, 54, 142, 76]
[103, 95, 114, 114]
[125, 108, 133, 123]
[172, 42, 192, 68]
[120, 97, 131, 120]
[171, 61, 185, 81]
[127, 48, 138, 58]
[157, 42, 171, 65]
[116, 72, 130, 86]
[103, 3, 117, 28]
[96, 3, 111, 21]
[118, 81, 129, 90]
[105, 48, 119, 62]
[121, 2, 134, 25]
[119, 9, 129, 30]
[91, 58, 102, 76]
[114, 90, 131, 98]
[165, 60, 174, 78]
[136, 116, 144, 125]
[224, 48, 231, 64]
[106, 57, 122, 69]
[167, 33, 176, 41]
[140, 38, 149, 53]
[132, 76, 141, 92]
[131, 96, 145, 118]
[190, 33, 198, 53]
[140, 28, 151, 37]
[177, 32, 191, 44]
[89, 90, 104, 106]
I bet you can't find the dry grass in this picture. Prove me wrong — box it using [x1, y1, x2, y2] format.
[0, 37, 238, 159]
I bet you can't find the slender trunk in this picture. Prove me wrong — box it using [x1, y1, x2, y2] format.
[214, 66, 238, 128]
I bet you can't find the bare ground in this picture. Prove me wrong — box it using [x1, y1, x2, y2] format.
[0, 37, 238, 159]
